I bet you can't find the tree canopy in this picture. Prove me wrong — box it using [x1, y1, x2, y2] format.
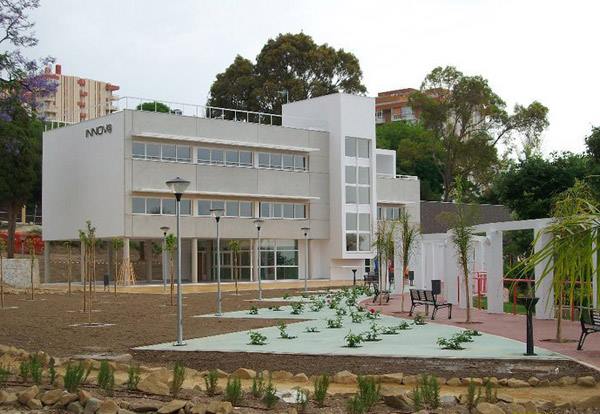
[136, 101, 172, 113]
[207, 33, 366, 114]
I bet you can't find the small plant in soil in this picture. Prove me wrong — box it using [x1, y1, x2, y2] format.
[48, 357, 57, 385]
[465, 380, 482, 413]
[365, 309, 381, 320]
[248, 331, 268, 345]
[351, 311, 366, 323]
[345, 296, 357, 307]
[19, 359, 30, 383]
[126, 363, 141, 391]
[413, 313, 427, 325]
[452, 331, 474, 343]
[278, 322, 297, 339]
[355, 305, 366, 313]
[344, 331, 363, 348]
[262, 376, 278, 409]
[171, 361, 185, 397]
[328, 298, 339, 309]
[356, 375, 381, 412]
[0, 365, 9, 386]
[396, 321, 411, 330]
[63, 362, 90, 393]
[301, 292, 310, 299]
[251, 372, 265, 398]
[290, 302, 304, 315]
[381, 325, 400, 335]
[204, 369, 219, 396]
[336, 307, 348, 317]
[268, 305, 282, 311]
[224, 376, 243, 405]
[437, 336, 465, 350]
[28, 354, 43, 385]
[310, 297, 325, 312]
[465, 329, 482, 337]
[361, 323, 381, 342]
[411, 374, 440, 411]
[294, 386, 309, 413]
[483, 379, 497, 403]
[305, 326, 320, 333]
[347, 394, 365, 414]
[313, 374, 330, 407]
[98, 360, 115, 394]
[327, 316, 343, 329]
[248, 306, 259, 315]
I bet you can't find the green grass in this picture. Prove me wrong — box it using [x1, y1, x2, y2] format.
[472, 296, 529, 315]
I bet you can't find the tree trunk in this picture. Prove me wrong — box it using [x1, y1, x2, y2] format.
[462, 259, 471, 323]
[401, 264, 408, 312]
[30, 247, 34, 300]
[556, 286, 563, 342]
[82, 244, 87, 312]
[6, 202, 18, 258]
[67, 245, 72, 295]
[170, 254, 174, 306]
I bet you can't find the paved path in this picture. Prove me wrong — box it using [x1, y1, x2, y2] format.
[368, 293, 600, 370]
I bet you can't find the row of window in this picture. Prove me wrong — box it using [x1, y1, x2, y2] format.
[133, 142, 192, 162]
[345, 212, 371, 252]
[132, 197, 192, 215]
[345, 137, 370, 159]
[378, 206, 404, 221]
[259, 202, 306, 219]
[197, 148, 253, 167]
[198, 199, 253, 218]
[257, 151, 307, 171]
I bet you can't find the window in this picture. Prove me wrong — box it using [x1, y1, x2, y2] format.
[146, 143, 160, 160]
[258, 152, 270, 168]
[345, 166, 356, 184]
[162, 144, 176, 161]
[357, 139, 370, 158]
[282, 154, 294, 170]
[358, 187, 370, 204]
[260, 240, 299, 280]
[180, 200, 192, 215]
[271, 153, 282, 168]
[240, 201, 253, 217]
[346, 212, 371, 252]
[359, 234, 371, 251]
[346, 233, 357, 251]
[132, 197, 145, 214]
[210, 149, 224, 164]
[162, 199, 176, 215]
[225, 201, 239, 217]
[259, 202, 307, 219]
[345, 137, 357, 157]
[146, 198, 161, 214]
[198, 200, 211, 216]
[345, 186, 357, 204]
[210, 239, 252, 281]
[283, 204, 294, 218]
[177, 145, 191, 162]
[378, 205, 403, 221]
[197, 147, 211, 163]
[256, 151, 307, 171]
[272, 203, 282, 218]
[294, 205, 305, 219]
[345, 137, 370, 159]
[294, 155, 306, 171]
[346, 213, 357, 231]
[358, 167, 370, 185]
[225, 150, 239, 165]
[240, 151, 253, 166]
[133, 197, 190, 215]
[260, 202, 271, 218]
[132, 142, 145, 159]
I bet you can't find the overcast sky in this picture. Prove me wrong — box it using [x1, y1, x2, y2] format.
[30, 0, 599, 155]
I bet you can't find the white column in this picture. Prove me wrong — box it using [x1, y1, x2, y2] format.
[485, 231, 504, 313]
[535, 229, 554, 319]
[123, 238, 130, 286]
[144, 240, 153, 281]
[414, 240, 425, 289]
[444, 238, 459, 305]
[43, 241, 50, 283]
[80, 241, 85, 283]
[191, 238, 198, 283]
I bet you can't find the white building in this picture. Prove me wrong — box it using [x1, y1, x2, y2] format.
[42, 93, 420, 283]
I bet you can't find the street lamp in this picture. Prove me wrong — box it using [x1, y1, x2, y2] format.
[165, 177, 190, 346]
[211, 208, 224, 316]
[254, 219, 264, 300]
[160, 226, 170, 290]
[301, 227, 310, 294]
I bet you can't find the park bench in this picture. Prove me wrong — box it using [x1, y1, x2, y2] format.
[577, 308, 600, 350]
[363, 272, 377, 289]
[372, 281, 390, 303]
[408, 288, 452, 320]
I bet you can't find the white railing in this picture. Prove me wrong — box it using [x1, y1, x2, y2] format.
[377, 173, 419, 181]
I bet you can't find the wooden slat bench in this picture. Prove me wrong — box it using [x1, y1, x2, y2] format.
[408, 288, 452, 320]
[372, 281, 390, 304]
[363, 272, 378, 289]
[577, 308, 600, 350]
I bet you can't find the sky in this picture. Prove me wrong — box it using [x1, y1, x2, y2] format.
[29, 0, 600, 155]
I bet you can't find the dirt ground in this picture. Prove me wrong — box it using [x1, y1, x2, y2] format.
[0, 289, 598, 380]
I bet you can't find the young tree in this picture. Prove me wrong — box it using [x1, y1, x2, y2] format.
[397, 210, 420, 312]
[373, 220, 395, 299]
[228, 240, 241, 295]
[78, 221, 96, 323]
[164, 234, 176, 306]
[0, 238, 5, 308]
[136, 101, 172, 113]
[64, 241, 72, 295]
[111, 238, 124, 296]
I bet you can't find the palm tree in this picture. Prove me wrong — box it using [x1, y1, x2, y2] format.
[398, 209, 420, 312]
[228, 240, 241, 295]
[164, 234, 176, 306]
[373, 221, 395, 301]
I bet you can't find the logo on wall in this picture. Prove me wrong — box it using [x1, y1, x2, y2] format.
[85, 124, 112, 138]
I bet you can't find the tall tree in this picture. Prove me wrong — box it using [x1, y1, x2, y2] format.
[208, 33, 366, 114]
[136, 101, 172, 113]
[410, 66, 549, 201]
[585, 126, 600, 163]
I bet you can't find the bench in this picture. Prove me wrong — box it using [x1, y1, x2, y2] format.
[363, 272, 378, 289]
[372, 281, 390, 304]
[408, 288, 452, 320]
[577, 308, 600, 350]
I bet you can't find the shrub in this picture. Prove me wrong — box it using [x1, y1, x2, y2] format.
[262, 377, 278, 409]
[251, 372, 265, 398]
[248, 306, 259, 315]
[204, 370, 219, 396]
[64, 362, 89, 393]
[0, 365, 9, 386]
[452, 331, 474, 343]
[301, 292, 310, 299]
[19, 360, 30, 383]
[126, 363, 141, 391]
[309, 297, 325, 312]
[356, 375, 380, 411]
[171, 361, 185, 397]
[224, 376, 243, 405]
[346, 395, 365, 414]
[381, 326, 399, 335]
[344, 331, 363, 348]
[483, 379, 497, 403]
[465, 329, 482, 337]
[48, 357, 57, 385]
[305, 326, 320, 333]
[413, 313, 427, 325]
[268, 305, 282, 311]
[365, 309, 381, 320]
[248, 331, 268, 345]
[437, 337, 465, 350]
[345, 296, 357, 307]
[28, 354, 43, 385]
[97, 361, 115, 394]
[396, 321, 411, 330]
[328, 299, 339, 309]
[465, 380, 481, 413]
[336, 307, 348, 317]
[290, 302, 304, 315]
[294, 386, 309, 413]
[283, 293, 291, 300]
[327, 316, 343, 329]
[278, 322, 297, 339]
[361, 323, 381, 342]
[410, 375, 440, 410]
[350, 311, 365, 323]
[313, 374, 330, 407]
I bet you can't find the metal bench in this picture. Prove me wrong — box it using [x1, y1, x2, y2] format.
[408, 288, 452, 320]
[363, 272, 377, 289]
[372, 281, 390, 303]
[577, 308, 600, 350]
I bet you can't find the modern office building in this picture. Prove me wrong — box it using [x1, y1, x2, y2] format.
[41, 64, 120, 123]
[42, 93, 420, 283]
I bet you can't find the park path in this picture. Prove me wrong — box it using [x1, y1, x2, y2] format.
[367, 293, 600, 371]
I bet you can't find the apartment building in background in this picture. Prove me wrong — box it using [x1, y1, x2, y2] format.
[375, 88, 419, 124]
[41, 64, 120, 123]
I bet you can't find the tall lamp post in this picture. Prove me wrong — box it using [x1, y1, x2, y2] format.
[301, 227, 310, 294]
[165, 177, 190, 347]
[211, 208, 224, 316]
[160, 226, 169, 291]
[253, 219, 264, 300]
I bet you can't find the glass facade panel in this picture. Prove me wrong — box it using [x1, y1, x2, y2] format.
[345, 166, 356, 184]
[359, 213, 370, 231]
[146, 143, 160, 159]
[211, 149, 224, 164]
[283, 204, 294, 218]
[260, 202, 271, 218]
[240, 151, 252, 166]
[132, 197, 145, 214]
[258, 152, 270, 167]
[358, 187, 370, 204]
[346, 233, 357, 251]
[294, 155, 306, 170]
[272, 203, 282, 218]
[239, 201, 252, 217]
[358, 167, 370, 184]
[211, 200, 225, 212]
[197, 148, 211, 163]
[180, 200, 191, 215]
[345, 137, 356, 157]
[162, 144, 176, 161]
[225, 201, 239, 217]
[162, 199, 176, 215]
[346, 213, 357, 231]
[359, 234, 370, 251]
[225, 150, 239, 165]
[271, 153, 282, 168]
[294, 204, 305, 219]
[282, 154, 294, 170]
[132, 142, 145, 159]
[357, 138, 370, 158]
[176, 145, 191, 162]
[346, 186, 357, 204]
[198, 200, 211, 216]
[146, 198, 161, 214]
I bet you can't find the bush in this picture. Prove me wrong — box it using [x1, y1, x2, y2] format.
[346, 395, 365, 414]
[64, 362, 90, 393]
[248, 306, 259, 315]
[19, 360, 30, 383]
[278, 322, 297, 339]
[361, 323, 381, 342]
[350, 311, 365, 323]
[365, 309, 381, 320]
[251, 372, 265, 398]
[465, 329, 482, 337]
[290, 302, 304, 315]
[268, 305, 282, 311]
[309, 297, 325, 312]
[305, 326, 320, 333]
[413, 313, 426, 325]
[224, 376, 243, 405]
[204, 370, 219, 396]
[396, 321, 411, 330]
[48, 357, 57, 385]
[313, 374, 330, 407]
[262, 377, 278, 409]
[466, 380, 481, 413]
[327, 316, 343, 329]
[452, 331, 474, 343]
[381, 326, 399, 335]
[344, 331, 363, 348]
[97, 361, 115, 394]
[29, 354, 43, 385]
[483, 379, 497, 403]
[356, 375, 380, 411]
[126, 363, 141, 391]
[171, 361, 185, 397]
[0, 365, 9, 386]
[336, 307, 348, 317]
[437, 337, 465, 350]
[410, 375, 440, 410]
[248, 331, 268, 345]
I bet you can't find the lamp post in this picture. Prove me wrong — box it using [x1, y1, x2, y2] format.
[211, 208, 224, 316]
[160, 226, 169, 291]
[165, 177, 190, 346]
[254, 219, 264, 300]
[301, 227, 310, 294]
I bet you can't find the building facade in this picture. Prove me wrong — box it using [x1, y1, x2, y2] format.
[41, 64, 120, 123]
[42, 93, 420, 283]
[375, 88, 419, 124]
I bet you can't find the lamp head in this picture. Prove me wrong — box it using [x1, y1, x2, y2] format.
[253, 218, 264, 230]
[210, 208, 224, 219]
[301, 226, 310, 237]
[165, 177, 190, 198]
[160, 226, 170, 234]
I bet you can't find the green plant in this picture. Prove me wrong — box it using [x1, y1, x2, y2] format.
[465, 380, 481, 413]
[347, 395, 365, 414]
[413, 313, 427, 325]
[328, 298, 339, 309]
[465, 329, 482, 337]
[344, 331, 363, 348]
[336, 307, 348, 317]
[171, 361, 185, 397]
[452, 331, 474, 343]
[381, 326, 399, 335]
[313, 374, 330, 407]
[294, 386, 309, 413]
[356, 375, 380, 411]
[290, 302, 304, 315]
[248, 331, 268, 345]
[437, 336, 465, 350]
[283, 293, 291, 300]
[397, 321, 411, 330]
[126, 363, 141, 391]
[262, 377, 278, 409]
[365, 309, 381, 320]
[483, 379, 497, 403]
[309, 297, 325, 312]
[301, 292, 309, 299]
[251, 372, 265, 398]
[48, 357, 56, 385]
[268, 305, 282, 311]
[305, 326, 320, 333]
[410, 375, 440, 410]
[398, 209, 420, 312]
[327, 316, 343, 329]
[350, 311, 365, 323]
[63, 362, 90, 393]
[224, 376, 243, 405]
[362, 323, 381, 342]
[0, 366, 9, 386]
[204, 370, 219, 396]
[97, 360, 115, 394]
[278, 322, 297, 339]
[248, 305, 259, 315]
[19, 360, 30, 383]
[29, 354, 42, 385]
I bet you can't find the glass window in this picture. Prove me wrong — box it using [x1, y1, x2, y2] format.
[211, 149, 224, 164]
[359, 213, 370, 231]
[272, 203, 282, 218]
[278, 267, 298, 279]
[225, 150, 239, 165]
[277, 250, 297, 266]
[271, 153, 282, 168]
[294, 155, 306, 170]
[162, 199, 176, 215]
[176, 145, 191, 162]
[258, 152, 270, 168]
[162, 144, 176, 161]
[358, 167, 370, 185]
[180, 199, 191, 215]
[282, 154, 294, 170]
[294, 204, 305, 219]
[132, 142, 145, 159]
[278, 239, 297, 250]
[211, 200, 225, 213]
[345, 137, 356, 157]
[359, 234, 371, 251]
[358, 187, 370, 204]
[240, 151, 252, 166]
[197, 148, 211, 163]
[357, 138, 370, 158]
[260, 251, 275, 266]
[225, 201, 239, 217]
[346, 233, 357, 251]
[146, 143, 160, 159]
[346, 213, 357, 231]
[198, 200, 211, 216]
[240, 201, 253, 217]
[132, 197, 145, 214]
[346, 186, 357, 204]
[146, 198, 161, 214]
[260, 202, 271, 218]
[345, 166, 356, 184]
[283, 204, 294, 218]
